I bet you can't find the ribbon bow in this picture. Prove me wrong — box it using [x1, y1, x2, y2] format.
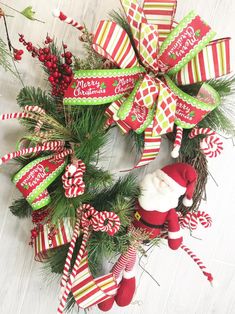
[63, 0, 230, 168]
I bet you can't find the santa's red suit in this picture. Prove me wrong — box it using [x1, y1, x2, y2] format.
[134, 201, 182, 249]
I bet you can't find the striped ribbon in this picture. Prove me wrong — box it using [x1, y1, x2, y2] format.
[174, 37, 231, 85]
[143, 0, 177, 46]
[58, 204, 120, 313]
[93, 20, 139, 69]
[34, 218, 75, 261]
[71, 252, 118, 309]
[189, 127, 223, 158]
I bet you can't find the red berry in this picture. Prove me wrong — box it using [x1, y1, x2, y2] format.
[27, 46, 32, 52]
[14, 54, 22, 61]
[43, 47, 50, 54]
[48, 76, 54, 83]
[63, 44, 68, 49]
[39, 54, 45, 62]
[19, 38, 24, 43]
[65, 51, 72, 59]
[65, 59, 72, 65]
[45, 61, 52, 68]
[18, 50, 24, 55]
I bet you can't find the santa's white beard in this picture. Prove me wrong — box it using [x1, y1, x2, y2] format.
[138, 173, 182, 212]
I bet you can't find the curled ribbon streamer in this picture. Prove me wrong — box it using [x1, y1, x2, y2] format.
[58, 204, 120, 313]
[189, 127, 223, 158]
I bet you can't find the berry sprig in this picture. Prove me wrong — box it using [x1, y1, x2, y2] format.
[18, 34, 73, 97]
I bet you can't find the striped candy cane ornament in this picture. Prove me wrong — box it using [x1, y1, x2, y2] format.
[62, 160, 86, 198]
[53, 9, 85, 32]
[0, 140, 65, 165]
[171, 126, 184, 158]
[179, 211, 212, 231]
[189, 127, 223, 158]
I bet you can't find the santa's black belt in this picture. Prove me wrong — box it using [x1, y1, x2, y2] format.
[134, 211, 165, 229]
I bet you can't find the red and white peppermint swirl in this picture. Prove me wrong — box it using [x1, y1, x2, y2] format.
[92, 211, 120, 236]
[189, 127, 223, 158]
[53, 9, 85, 32]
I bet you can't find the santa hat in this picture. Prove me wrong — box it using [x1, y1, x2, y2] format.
[155, 163, 198, 207]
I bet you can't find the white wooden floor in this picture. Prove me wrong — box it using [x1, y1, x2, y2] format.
[0, 1, 235, 313]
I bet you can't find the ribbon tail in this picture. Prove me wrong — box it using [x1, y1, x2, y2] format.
[135, 122, 162, 168]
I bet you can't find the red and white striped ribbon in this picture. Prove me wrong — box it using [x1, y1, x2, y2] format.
[189, 127, 223, 158]
[53, 9, 85, 32]
[0, 140, 65, 165]
[112, 246, 137, 279]
[171, 126, 183, 158]
[58, 204, 120, 313]
[179, 211, 212, 230]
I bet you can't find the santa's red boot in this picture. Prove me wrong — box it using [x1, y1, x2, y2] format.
[115, 271, 136, 307]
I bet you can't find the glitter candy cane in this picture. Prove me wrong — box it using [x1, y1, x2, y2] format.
[53, 9, 85, 32]
[0, 112, 33, 121]
[189, 127, 223, 158]
[0, 140, 65, 165]
[62, 164, 85, 198]
[92, 211, 121, 236]
[171, 126, 183, 158]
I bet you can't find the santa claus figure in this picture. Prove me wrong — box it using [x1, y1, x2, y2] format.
[134, 162, 198, 249]
[98, 162, 198, 311]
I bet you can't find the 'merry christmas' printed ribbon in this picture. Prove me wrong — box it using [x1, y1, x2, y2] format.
[63, 0, 230, 167]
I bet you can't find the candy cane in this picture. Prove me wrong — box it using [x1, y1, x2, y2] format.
[180, 244, 213, 283]
[53, 9, 85, 32]
[179, 211, 212, 231]
[0, 112, 33, 120]
[54, 149, 74, 160]
[171, 126, 183, 158]
[0, 140, 65, 165]
[189, 127, 223, 158]
[24, 105, 46, 115]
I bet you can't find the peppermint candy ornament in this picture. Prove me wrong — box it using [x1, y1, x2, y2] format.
[62, 160, 86, 198]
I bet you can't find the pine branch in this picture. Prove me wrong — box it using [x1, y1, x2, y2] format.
[17, 86, 64, 123]
[9, 198, 32, 218]
[0, 37, 18, 76]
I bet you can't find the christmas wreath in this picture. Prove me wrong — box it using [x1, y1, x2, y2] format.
[0, 0, 234, 313]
